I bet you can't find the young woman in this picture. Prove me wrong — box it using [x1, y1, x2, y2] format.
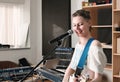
[62, 9, 107, 82]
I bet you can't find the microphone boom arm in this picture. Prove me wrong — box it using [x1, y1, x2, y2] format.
[49, 29, 73, 44]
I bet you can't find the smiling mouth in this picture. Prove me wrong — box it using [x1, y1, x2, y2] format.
[77, 30, 82, 34]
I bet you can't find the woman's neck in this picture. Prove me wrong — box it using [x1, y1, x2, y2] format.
[79, 35, 92, 45]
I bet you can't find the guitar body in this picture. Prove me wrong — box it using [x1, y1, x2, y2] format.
[69, 74, 89, 82]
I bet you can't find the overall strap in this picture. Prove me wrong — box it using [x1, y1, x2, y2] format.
[78, 38, 94, 69]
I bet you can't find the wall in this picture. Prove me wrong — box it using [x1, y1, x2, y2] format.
[42, 0, 71, 58]
[0, 0, 82, 65]
[0, 0, 84, 65]
[71, 0, 83, 47]
[0, 0, 42, 65]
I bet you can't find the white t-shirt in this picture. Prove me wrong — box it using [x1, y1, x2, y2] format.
[69, 42, 107, 75]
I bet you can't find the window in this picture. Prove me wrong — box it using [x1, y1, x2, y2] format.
[0, 0, 30, 48]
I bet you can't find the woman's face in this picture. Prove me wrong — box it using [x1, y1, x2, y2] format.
[72, 16, 91, 37]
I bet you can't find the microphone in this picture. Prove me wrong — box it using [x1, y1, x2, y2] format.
[49, 29, 73, 44]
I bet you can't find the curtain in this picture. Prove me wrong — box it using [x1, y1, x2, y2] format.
[0, 0, 30, 48]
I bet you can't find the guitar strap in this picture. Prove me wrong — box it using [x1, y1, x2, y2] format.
[75, 38, 94, 77]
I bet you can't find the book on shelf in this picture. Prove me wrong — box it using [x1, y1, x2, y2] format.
[117, 38, 120, 53]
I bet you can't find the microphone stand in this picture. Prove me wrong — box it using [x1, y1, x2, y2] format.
[20, 40, 62, 82]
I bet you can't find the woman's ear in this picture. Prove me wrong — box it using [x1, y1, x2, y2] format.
[88, 20, 92, 32]
[88, 20, 92, 26]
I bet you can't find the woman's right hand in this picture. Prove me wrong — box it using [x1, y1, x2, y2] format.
[69, 75, 79, 82]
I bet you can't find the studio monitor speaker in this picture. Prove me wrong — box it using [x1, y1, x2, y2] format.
[19, 58, 30, 66]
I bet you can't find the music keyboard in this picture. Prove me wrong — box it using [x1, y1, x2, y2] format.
[36, 68, 64, 82]
[0, 66, 33, 81]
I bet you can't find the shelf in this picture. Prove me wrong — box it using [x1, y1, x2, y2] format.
[92, 25, 112, 28]
[82, 1, 113, 77]
[113, 75, 120, 78]
[113, 9, 120, 12]
[104, 64, 112, 70]
[83, 4, 112, 9]
[101, 43, 112, 49]
[113, 31, 120, 34]
[114, 53, 120, 56]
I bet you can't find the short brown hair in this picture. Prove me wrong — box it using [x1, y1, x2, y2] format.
[72, 9, 91, 20]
